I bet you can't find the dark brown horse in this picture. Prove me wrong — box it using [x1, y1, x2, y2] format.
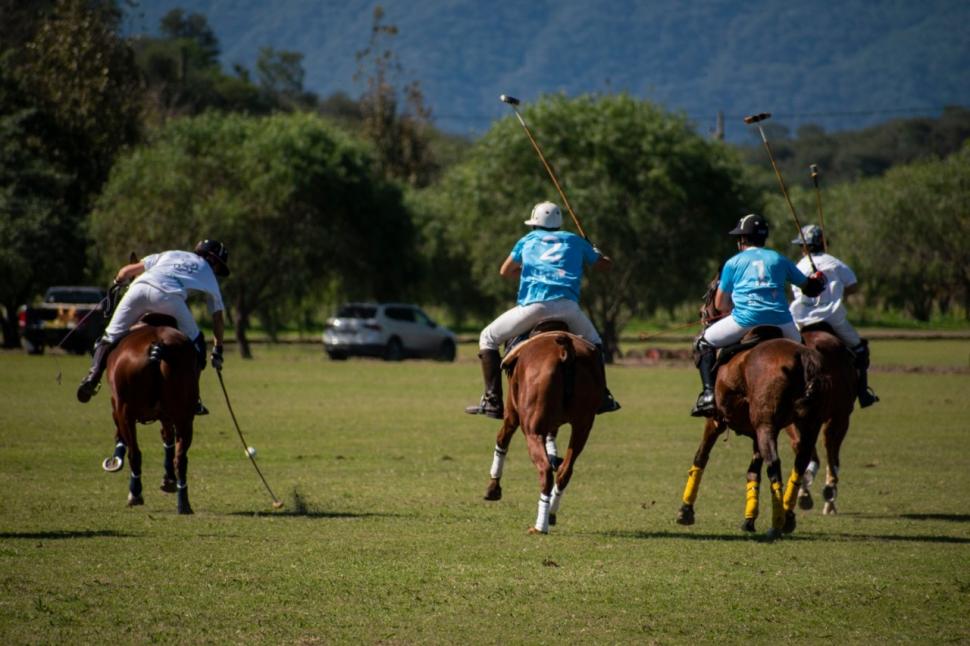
[483, 331, 604, 534]
[794, 323, 858, 514]
[105, 314, 199, 514]
[677, 283, 830, 538]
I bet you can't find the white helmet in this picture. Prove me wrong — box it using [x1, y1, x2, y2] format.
[524, 201, 562, 229]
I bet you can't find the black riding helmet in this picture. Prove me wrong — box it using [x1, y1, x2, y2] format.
[194, 239, 230, 277]
[729, 213, 769, 246]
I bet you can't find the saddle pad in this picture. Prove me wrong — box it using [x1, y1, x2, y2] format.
[501, 331, 596, 369]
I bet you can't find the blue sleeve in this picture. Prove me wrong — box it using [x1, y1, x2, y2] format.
[579, 236, 599, 265]
[718, 259, 736, 293]
[785, 257, 808, 286]
[510, 237, 525, 263]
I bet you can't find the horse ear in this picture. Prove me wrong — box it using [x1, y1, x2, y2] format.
[129, 251, 138, 264]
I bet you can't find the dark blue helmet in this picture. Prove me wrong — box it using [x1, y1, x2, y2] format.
[729, 213, 769, 245]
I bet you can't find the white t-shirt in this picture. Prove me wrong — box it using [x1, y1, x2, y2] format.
[134, 250, 225, 314]
[789, 253, 857, 325]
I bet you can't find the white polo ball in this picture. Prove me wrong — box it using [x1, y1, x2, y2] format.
[246, 446, 256, 458]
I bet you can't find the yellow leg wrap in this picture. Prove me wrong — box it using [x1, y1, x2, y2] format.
[744, 480, 759, 519]
[682, 466, 704, 505]
[783, 469, 801, 512]
[770, 480, 785, 529]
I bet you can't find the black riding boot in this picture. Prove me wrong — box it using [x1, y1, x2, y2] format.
[690, 340, 717, 417]
[465, 349, 504, 419]
[851, 340, 879, 408]
[596, 344, 621, 414]
[77, 338, 114, 403]
[192, 333, 209, 415]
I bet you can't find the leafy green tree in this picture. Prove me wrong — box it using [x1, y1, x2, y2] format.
[416, 93, 756, 356]
[90, 112, 417, 357]
[0, 0, 141, 346]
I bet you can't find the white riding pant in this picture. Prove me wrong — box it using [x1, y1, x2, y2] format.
[702, 314, 800, 348]
[479, 298, 602, 351]
[796, 314, 862, 347]
[104, 282, 198, 343]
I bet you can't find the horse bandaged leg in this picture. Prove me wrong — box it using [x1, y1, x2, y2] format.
[102, 440, 126, 472]
[770, 480, 785, 531]
[545, 436, 562, 470]
[532, 492, 551, 534]
[127, 472, 144, 506]
[744, 480, 760, 520]
[549, 483, 564, 515]
[683, 466, 704, 506]
[783, 468, 802, 513]
[160, 442, 177, 492]
[489, 445, 507, 479]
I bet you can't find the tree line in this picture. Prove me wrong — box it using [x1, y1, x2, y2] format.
[2, 1, 967, 355]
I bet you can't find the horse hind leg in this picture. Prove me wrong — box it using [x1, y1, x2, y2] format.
[548, 417, 593, 528]
[798, 446, 822, 511]
[160, 422, 177, 493]
[484, 416, 518, 502]
[174, 417, 194, 515]
[822, 415, 848, 515]
[677, 418, 725, 526]
[741, 454, 764, 533]
[524, 431, 556, 535]
[124, 416, 143, 507]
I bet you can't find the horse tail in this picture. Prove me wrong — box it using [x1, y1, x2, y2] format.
[793, 346, 826, 417]
[555, 334, 576, 408]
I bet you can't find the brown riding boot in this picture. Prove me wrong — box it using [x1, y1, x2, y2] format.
[465, 349, 504, 419]
[77, 339, 113, 403]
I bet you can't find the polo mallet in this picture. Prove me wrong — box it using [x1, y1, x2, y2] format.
[499, 94, 590, 241]
[743, 112, 818, 273]
[215, 367, 284, 509]
[810, 164, 827, 252]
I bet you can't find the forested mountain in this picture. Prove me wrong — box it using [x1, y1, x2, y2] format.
[125, 0, 970, 139]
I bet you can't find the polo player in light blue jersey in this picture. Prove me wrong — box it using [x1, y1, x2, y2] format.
[465, 201, 620, 419]
[691, 213, 826, 417]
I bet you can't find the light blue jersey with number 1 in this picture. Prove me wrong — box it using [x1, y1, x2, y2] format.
[719, 247, 808, 327]
[511, 230, 600, 306]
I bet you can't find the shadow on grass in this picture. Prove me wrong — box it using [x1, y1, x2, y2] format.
[597, 529, 970, 544]
[0, 530, 133, 540]
[900, 513, 970, 523]
[225, 509, 405, 519]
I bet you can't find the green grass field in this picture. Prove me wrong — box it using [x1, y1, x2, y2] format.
[1, 339, 968, 644]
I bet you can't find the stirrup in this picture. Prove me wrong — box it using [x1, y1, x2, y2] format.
[690, 390, 715, 417]
[597, 392, 621, 414]
[464, 396, 503, 419]
[76, 378, 101, 403]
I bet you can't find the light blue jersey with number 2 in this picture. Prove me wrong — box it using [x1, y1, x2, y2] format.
[720, 247, 808, 327]
[511, 230, 600, 306]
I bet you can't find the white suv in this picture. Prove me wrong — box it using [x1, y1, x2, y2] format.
[323, 303, 457, 362]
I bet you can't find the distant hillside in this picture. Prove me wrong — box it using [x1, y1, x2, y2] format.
[125, 0, 970, 140]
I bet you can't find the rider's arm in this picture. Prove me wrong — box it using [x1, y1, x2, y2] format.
[714, 288, 733, 313]
[115, 262, 145, 283]
[499, 255, 522, 279]
[212, 310, 225, 348]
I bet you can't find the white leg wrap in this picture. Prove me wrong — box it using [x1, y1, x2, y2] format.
[545, 436, 558, 461]
[489, 445, 507, 479]
[549, 483, 564, 515]
[804, 460, 819, 487]
[534, 493, 551, 533]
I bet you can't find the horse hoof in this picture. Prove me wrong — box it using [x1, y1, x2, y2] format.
[740, 518, 756, 533]
[822, 485, 835, 503]
[798, 490, 814, 510]
[178, 505, 194, 515]
[676, 505, 695, 526]
[102, 457, 123, 473]
[127, 494, 144, 507]
[783, 511, 797, 534]
[484, 481, 502, 501]
[527, 526, 547, 535]
[764, 527, 782, 541]
[160, 478, 177, 493]
[823, 502, 837, 515]
[549, 514, 557, 526]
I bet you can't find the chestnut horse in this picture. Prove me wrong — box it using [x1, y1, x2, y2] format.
[794, 323, 858, 514]
[483, 331, 604, 534]
[676, 281, 830, 538]
[105, 314, 199, 514]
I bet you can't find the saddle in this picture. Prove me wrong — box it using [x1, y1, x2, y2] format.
[712, 325, 784, 372]
[501, 329, 595, 372]
[503, 319, 572, 356]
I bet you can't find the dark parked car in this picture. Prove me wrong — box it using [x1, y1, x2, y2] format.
[323, 303, 457, 361]
[18, 286, 107, 354]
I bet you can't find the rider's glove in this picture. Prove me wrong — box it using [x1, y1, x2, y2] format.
[801, 271, 827, 297]
[211, 345, 224, 370]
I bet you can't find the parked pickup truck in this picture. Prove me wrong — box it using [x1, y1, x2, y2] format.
[18, 286, 107, 354]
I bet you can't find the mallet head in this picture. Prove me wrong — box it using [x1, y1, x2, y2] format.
[810, 163, 819, 177]
[743, 112, 772, 124]
[499, 94, 520, 106]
